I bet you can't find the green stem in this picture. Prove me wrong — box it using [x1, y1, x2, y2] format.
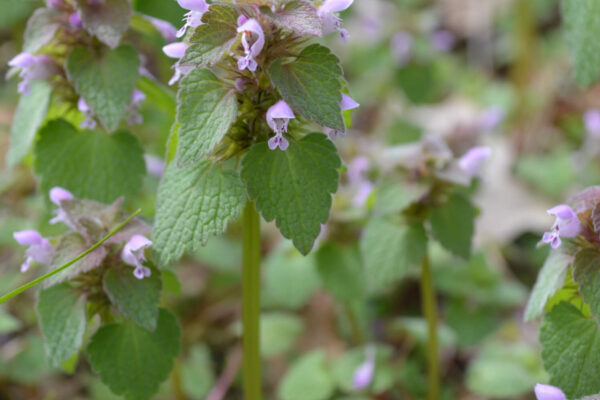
[0, 209, 142, 305]
[242, 201, 262, 400]
[420, 253, 439, 400]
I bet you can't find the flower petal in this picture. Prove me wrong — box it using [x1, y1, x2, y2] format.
[547, 204, 576, 220]
[340, 94, 359, 110]
[49, 187, 74, 206]
[534, 384, 567, 400]
[13, 230, 43, 246]
[177, 0, 209, 12]
[162, 42, 188, 59]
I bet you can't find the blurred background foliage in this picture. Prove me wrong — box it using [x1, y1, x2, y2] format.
[0, 0, 596, 399]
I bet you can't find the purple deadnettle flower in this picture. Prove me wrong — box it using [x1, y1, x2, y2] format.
[69, 12, 83, 29]
[127, 89, 146, 125]
[325, 94, 360, 140]
[458, 146, 491, 178]
[49, 186, 74, 226]
[8, 53, 58, 95]
[391, 31, 413, 67]
[176, 0, 209, 38]
[13, 230, 54, 273]
[479, 106, 505, 131]
[317, 0, 353, 42]
[122, 235, 152, 279]
[78, 97, 97, 130]
[430, 29, 456, 52]
[534, 384, 567, 400]
[144, 154, 166, 178]
[144, 15, 178, 42]
[237, 18, 265, 72]
[352, 345, 376, 390]
[542, 205, 581, 249]
[584, 109, 600, 138]
[162, 42, 192, 85]
[267, 100, 295, 151]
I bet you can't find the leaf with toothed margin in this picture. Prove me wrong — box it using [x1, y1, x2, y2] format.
[241, 133, 341, 255]
[573, 249, 600, 320]
[153, 161, 246, 265]
[263, 0, 322, 37]
[75, 0, 132, 48]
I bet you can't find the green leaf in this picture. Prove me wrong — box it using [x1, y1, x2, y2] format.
[37, 283, 86, 366]
[268, 44, 344, 131]
[265, 0, 322, 36]
[540, 302, 600, 398]
[373, 181, 428, 217]
[260, 312, 304, 358]
[103, 267, 161, 331]
[524, 250, 572, 321]
[87, 308, 181, 400]
[34, 119, 146, 203]
[315, 243, 365, 302]
[561, 0, 600, 86]
[573, 249, 600, 319]
[176, 68, 238, 164]
[67, 45, 140, 131]
[153, 161, 246, 265]
[23, 8, 60, 53]
[7, 81, 52, 167]
[278, 351, 335, 400]
[181, 4, 239, 67]
[241, 133, 341, 255]
[181, 345, 215, 399]
[75, 0, 133, 48]
[0, 307, 21, 334]
[360, 218, 427, 293]
[429, 193, 474, 259]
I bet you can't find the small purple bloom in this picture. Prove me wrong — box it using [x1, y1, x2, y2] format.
[78, 97, 97, 130]
[13, 230, 54, 272]
[176, 0, 209, 38]
[542, 205, 581, 249]
[352, 345, 375, 390]
[584, 109, 600, 138]
[347, 156, 369, 184]
[534, 384, 567, 400]
[237, 18, 265, 72]
[69, 12, 83, 29]
[458, 146, 491, 178]
[122, 235, 152, 279]
[50, 187, 73, 206]
[127, 89, 146, 125]
[326, 94, 359, 140]
[235, 78, 247, 91]
[353, 181, 373, 207]
[163, 42, 191, 85]
[479, 106, 505, 131]
[318, 0, 353, 42]
[391, 31, 413, 66]
[267, 100, 294, 151]
[144, 154, 166, 178]
[8, 53, 57, 95]
[430, 29, 456, 52]
[144, 15, 178, 42]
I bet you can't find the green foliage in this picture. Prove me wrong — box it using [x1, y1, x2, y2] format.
[515, 148, 577, 199]
[67, 45, 140, 131]
[45, 233, 107, 286]
[524, 250, 572, 321]
[540, 302, 600, 398]
[372, 181, 428, 217]
[176, 68, 238, 164]
[182, 5, 239, 66]
[242, 133, 341, 255]
[360, 218, 427, 293]
[573, 249, 600, 319]
[315, 243, 365, 302]
[23, 8, 60, 53]
[153, 162, 246, 265]
[264, 0, 322, 36]
[34, 120, 146, 203]
[181, 345, 216, 399]
[104, 267, 162, 330]
[0, 308, 21, 334]
[37, 283, 86, 366]
[7, 81, 51, 166]
[269, 44, 344, 131]
[561, 0, 600, 86]
[278, 351, 335, 400]
[429, 193, 474, 259]
[75, 0, 133, 48]
[260, 312, 304, 357]
[87, 308, 181, 400]
[396, 64, 441, 104]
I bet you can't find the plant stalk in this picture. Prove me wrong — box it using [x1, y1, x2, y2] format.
[420, 253, 440, 400]
[242, 201, 262, 400]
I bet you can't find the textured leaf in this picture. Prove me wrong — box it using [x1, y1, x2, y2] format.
[104, 267, 161, 331]
[278, 351, 335, 400]
[266, 1, 322, 36]
[176, 69, 238, 164]
[7, 81, 51, 166]
[429, 193, 474, 259]
[34, 119, 146, 203]
[315, 243, 365, 302]
[268, 44, 344, 131]
[524, 250, 572, 321]
[37, 283, 86, 366]
[153, 162, 246, 265]
[75, 0, 132, 48]
[573, 249, 600, 319]
[241, 133, 341, 255]
[67, 45, 140, 131]
[360, 218, 427, 293]
[540, 302, 600, 398]
[561, 0, 600, 86]
[87, 309, 181, 400]
[23, 8, 60, 53]
[181, 5, 239, 67]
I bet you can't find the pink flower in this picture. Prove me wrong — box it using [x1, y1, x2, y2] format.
[127, 89, 146, 125]
[69, 12, 83, 28]
[584, 109, 600, 138]
[49, 187, 74, 226]
[352, 345, 375, 390]
[267, 100, 294, 151]
[162, 42, 191, 85]
[121, 235, 152, 279]
[237, 18, 265, 72]
[13, 230, 54, 272]
[542, 205, 581, 249]
[8, 53, 58, 95]
[458, 146, 491, 178]
[144, 154, 165, 178]
[144, 16, 178, 42]
[534, 384, 567, 400]
[479, 106, 505, 131]
[325, 94, 360, 140]
[78, 97, 97, 130]
[430, 29, 456, 52]
[176, 0, 209, 38]
[317, 0, 353, 42]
